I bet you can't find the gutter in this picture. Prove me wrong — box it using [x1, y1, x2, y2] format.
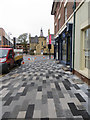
[72, 0, 76, 73]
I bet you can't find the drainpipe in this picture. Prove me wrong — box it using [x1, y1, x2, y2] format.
[73, 0, 76, 74]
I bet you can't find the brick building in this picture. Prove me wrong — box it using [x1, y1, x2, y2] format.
[51, 0, 81, 66]
[51, 0, 90, 83]
[0, 28, 13, 47]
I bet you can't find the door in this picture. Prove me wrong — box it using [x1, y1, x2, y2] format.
[67, 37, 70, 64]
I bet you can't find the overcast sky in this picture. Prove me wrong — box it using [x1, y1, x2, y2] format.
[0, 0, 54, 38]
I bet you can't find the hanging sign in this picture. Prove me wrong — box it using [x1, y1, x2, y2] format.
[49, 35, 51, 44]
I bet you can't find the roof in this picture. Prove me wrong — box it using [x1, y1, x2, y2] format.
[30, 36, 38, 43]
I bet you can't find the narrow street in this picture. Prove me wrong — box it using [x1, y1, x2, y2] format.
[0, 55, 90, 119]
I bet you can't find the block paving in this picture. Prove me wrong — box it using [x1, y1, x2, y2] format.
[0, 56, 90, 119]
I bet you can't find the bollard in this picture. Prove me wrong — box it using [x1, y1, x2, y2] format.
[28, 58, 30, 60]
[22, 61, 25, 64]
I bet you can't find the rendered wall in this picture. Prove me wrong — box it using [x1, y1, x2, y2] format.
[75, 1, 90, 78]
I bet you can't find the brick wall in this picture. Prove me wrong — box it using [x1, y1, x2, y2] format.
[53, 1, 81, 36]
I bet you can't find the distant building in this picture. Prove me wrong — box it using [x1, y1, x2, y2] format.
[29, 35, 38, 54]
[36, 29, 54, 55]
[16, 29, 54, 55]
[16, 43, 30, 53]
[0, 28, 13, 47]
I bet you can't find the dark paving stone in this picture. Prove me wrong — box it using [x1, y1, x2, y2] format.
[56, 76, 59, 79]
[38, 86, 42, 91]
[22, 82, 27, 87]
[41, 118, 49, 120]
[62, 81, 71, 90]
[79, 110, 90, 119]
[75, 93, 86, 102]
[36, 76, 39, 80]
[2, 112, 10, 118]
[55, 82, 61, 91]
[31, 82, 35, 86]
[43, 80, 46, 84]
[25, 104, 35, 118]
[47, 91, 53, 98]
[46, 75, 49, 78]
[68, 103, 80, 116]
[21, 86, 29, 96]
[64, 79, 72, 87]
[73, 84, 80, 90]
[2, 92, 12, 101]
[4, 97, 13, 106]
[22, 78, 26, 81]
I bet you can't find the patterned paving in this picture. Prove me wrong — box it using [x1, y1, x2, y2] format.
[0, 56, 90, 119]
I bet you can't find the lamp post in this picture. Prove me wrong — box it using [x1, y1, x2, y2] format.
[72, 0, 76, 74]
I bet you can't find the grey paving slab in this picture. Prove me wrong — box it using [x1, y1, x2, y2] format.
[0, 55, 90, 119]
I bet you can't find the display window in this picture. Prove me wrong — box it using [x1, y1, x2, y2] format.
[84, 28, 90, 69]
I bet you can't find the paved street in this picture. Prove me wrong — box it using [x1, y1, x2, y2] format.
[0, 56, 90, 119]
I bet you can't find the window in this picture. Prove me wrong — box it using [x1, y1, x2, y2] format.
[58, 18, 61, 30]
[84, 28, 90, 69]
[65, 7, 67, 22]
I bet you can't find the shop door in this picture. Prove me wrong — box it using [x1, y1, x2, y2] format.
[67, 37, 70, 64]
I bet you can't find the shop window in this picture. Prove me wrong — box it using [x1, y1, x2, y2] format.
[62, 38, 67, 61]
[84, 28, 90, 69]
[65, 7, 67, 22]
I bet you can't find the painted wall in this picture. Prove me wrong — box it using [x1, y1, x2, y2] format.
[75, 1, 90, 78]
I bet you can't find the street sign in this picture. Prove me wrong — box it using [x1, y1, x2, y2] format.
[49, 35, 51, 44]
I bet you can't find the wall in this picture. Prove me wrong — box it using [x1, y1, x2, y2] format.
[75, 1, 90, 78]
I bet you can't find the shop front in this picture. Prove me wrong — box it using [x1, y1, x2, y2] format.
[54, 36, 59, 60]
[59, 23, 73, 71]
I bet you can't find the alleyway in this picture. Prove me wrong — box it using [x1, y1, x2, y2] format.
[0, 56, 90, 119]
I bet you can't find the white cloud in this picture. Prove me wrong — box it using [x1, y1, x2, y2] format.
[0, 0, 54, 38]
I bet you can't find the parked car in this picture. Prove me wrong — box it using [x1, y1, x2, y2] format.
[0, 48, 23, 73]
